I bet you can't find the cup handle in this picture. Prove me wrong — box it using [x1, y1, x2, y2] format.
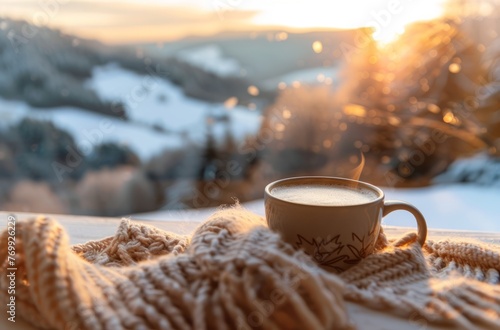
[383, 200, 428, 246]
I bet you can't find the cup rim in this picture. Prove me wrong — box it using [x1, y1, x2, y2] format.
[264, 176, 384, 208]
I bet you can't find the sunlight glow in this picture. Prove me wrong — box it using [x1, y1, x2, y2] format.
[2, 0, 447, 44]
[250, 0, 447, 45]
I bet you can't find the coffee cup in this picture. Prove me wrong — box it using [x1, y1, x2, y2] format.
[264, 176, 427, 272]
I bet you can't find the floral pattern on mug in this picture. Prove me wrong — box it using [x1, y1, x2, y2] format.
[295, 235, 348, 272]
[296, 224, 379, 271]
[343, 225, 378, 265]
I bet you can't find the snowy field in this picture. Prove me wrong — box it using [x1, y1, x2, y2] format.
[88, 64, 260, 144]
[0, 98, 184, 159]
[0, 64, 261, 160]
[133, 184, 500, 232]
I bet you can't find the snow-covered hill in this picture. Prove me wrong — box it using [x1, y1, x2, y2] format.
[0, 64, 262, 160]
[88, 65, 261, 144]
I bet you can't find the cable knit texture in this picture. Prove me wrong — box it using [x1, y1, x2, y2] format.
[1, 208, 500, 330]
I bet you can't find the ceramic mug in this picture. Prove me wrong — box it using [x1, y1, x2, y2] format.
[264, 176, 427, 272]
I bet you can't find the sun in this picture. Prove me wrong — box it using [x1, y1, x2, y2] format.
[250, 0, 446, 46]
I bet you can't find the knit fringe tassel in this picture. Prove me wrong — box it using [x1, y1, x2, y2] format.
[1, 208, 500, 329]
[341, 233, 500, 329]
[0, 210, 353, 330]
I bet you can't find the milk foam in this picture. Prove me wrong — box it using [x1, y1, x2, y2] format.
[271, 184, 378, 206]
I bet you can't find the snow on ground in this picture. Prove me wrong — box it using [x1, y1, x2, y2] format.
[175, 45, 242, 77]
[434, 153, 500, 186]
[381, 184, 500, 232]
[88, 64, 261, 144]
[133, 184, 500, 232]
[0, 64, 261, 160]
[0, 98, 182, 159]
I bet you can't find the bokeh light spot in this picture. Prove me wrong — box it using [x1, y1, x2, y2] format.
[312, 41, 323, 53]
[448, 63, 461, 73]
[223, 97, 238, 109]
[427, 104, 440, 113]
[343, 104, 366, 117]
[247, 85, 260, 96]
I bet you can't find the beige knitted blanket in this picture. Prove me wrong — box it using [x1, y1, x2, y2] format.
[1, 208, 499, 330]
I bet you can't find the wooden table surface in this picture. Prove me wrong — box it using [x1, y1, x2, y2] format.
[1, 211, 499, 330]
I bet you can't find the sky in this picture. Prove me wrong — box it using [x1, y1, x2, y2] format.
[2, 0, 447, 44]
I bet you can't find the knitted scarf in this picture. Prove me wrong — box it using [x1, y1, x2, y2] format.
[1, 208, 499, 330]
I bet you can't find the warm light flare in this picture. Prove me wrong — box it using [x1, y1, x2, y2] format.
[3, 0, 447, 44]
[251, 0, 447, 45]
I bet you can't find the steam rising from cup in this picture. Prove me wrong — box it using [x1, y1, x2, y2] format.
[347, 152, 365, 181]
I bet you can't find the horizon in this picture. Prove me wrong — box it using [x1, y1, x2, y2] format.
[2, 0, 446, 44]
